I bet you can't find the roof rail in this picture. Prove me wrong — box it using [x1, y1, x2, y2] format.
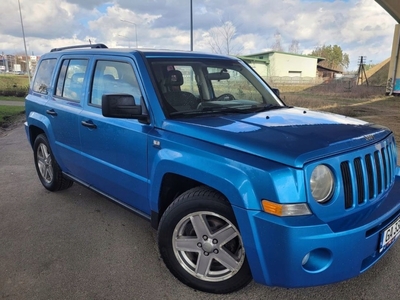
[50, 43, 108, 52]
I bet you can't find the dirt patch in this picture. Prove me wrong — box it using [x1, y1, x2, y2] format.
[0, 113, 26, 137]
[357, 106, 400, 143]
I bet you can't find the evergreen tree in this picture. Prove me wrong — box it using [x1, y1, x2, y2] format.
[310, 45, 349, 71]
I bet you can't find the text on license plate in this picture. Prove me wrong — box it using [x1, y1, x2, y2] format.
[380, 216, 400, 253]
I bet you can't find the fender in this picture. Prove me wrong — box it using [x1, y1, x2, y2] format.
[148, 139, 306, 212]
[26, 111, 53, 146]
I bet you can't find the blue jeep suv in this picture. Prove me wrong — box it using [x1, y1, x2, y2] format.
[25, 43, 400, 294]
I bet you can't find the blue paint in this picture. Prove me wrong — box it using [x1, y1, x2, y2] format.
[25, 46, 400, 292]
[394, 78, 400, 92]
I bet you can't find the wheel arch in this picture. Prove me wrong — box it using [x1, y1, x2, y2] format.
[150, 157, 260, 230]
[28, 125, 45, 147]
[26, 113, 53, 147]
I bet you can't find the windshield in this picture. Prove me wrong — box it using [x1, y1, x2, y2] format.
[148, 58, 285, 118]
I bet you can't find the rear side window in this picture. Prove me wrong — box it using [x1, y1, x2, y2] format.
[55, 59, 88, 101]
[32, 59, 56, 94]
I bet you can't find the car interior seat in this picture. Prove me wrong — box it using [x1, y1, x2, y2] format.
[67, 73, 85, 100]
[163, 70, 198, 112]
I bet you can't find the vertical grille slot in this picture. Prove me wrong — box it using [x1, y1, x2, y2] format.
[334, 137, 395, 211]
[374, 151, 382, 193]
[386, 145, 393, 182]
[381, 148, 388, 189]
[354, 158, 365, 204]
[365, 154, 374, 199]
[391, 142, 397, 178]
[341, 162, 353, 209]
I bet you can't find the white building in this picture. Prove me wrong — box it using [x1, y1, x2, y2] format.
[240, 51, 324, 80]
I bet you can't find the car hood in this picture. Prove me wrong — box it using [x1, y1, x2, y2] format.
[162, 107, 391, 168]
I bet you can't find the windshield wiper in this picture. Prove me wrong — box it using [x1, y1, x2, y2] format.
[252, 104, 291, 112]
[200, 106, 249, 113]
[169, 110, 202, 117]
[169, 104, 291, 118]
[169, 106, 252, 118]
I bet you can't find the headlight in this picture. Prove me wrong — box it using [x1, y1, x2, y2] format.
[310, 165, 334, 203]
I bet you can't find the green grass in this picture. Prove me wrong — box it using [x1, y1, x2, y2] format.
[0, 96, 25, 101]
[0, 74, 29, 97]
[0, 74, 29, 89]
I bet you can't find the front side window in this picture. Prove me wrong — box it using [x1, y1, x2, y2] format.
[90, 60, 142, 107]
[207, 67, 263, 102]
[32, 59, 56, 94]
[55, 59, 88, 101]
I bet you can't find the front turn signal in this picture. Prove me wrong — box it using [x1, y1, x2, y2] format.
[262, 200, 312, 217]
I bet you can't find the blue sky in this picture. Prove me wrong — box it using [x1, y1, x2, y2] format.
[96, 2, 113, 14]
[0, 0, 397, 71]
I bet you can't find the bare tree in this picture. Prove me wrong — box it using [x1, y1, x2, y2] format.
[288, 39, 300, 54]
[208, 21, 242, 55]
[271, 30, 283, 51]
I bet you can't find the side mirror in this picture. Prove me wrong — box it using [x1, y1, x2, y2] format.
[271, 88, 280, 97]
[102, 94, 142, 118]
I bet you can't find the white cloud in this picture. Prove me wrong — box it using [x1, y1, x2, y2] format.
[0, 0, 397, 70]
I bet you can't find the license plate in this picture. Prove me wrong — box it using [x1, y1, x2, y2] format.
[379, 216, 400, 253]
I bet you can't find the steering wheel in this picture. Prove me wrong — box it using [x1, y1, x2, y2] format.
[215, 93, 235, 101]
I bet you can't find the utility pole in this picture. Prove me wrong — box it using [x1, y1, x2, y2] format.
[190, 0, 193, 51]
[0, 52, 3, 73]
[18, 0, 30, 83]
[356, 56, 369, 86]
[4, 54, 8, 72]
[120, 19, 138, 48]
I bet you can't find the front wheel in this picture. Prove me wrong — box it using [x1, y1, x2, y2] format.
[158, 186, 252, 294]
[33, 134, 73, 191]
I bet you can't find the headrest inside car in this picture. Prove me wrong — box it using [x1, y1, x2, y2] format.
[165, 70, 184, 86]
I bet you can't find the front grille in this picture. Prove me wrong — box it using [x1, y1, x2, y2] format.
[341, 140, 396, 209]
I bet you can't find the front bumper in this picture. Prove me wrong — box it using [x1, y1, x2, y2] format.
[235, 175, 400, 288]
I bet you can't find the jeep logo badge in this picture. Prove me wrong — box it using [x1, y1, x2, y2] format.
[364, 134, 374, 141]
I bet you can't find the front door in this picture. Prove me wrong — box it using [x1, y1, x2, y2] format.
[78, 58, 151, 215]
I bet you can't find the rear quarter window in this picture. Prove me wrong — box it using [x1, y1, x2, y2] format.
[32, 59, 57, 94]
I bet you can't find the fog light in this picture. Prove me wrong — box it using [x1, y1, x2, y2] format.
[302, 253, 310, 266]
[302, 248, 332, 273]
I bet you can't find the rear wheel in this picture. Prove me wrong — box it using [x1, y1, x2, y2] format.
[33, 134, 73, 191]
[158, 186, 252, 294]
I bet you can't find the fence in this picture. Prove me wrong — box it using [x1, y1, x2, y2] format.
[261, 75, 386, 94]
[263, 76, 325, 86]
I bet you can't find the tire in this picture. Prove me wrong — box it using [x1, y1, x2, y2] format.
[33, 134, 73, 191]
[158, 186, 252, 294]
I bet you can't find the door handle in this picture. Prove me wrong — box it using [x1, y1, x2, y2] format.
[81, 120, 97, 129]
[46, 109, 57, 116]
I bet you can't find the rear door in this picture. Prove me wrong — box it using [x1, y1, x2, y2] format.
[46, 56, 89, 175]
[78, 56, 151, 215]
